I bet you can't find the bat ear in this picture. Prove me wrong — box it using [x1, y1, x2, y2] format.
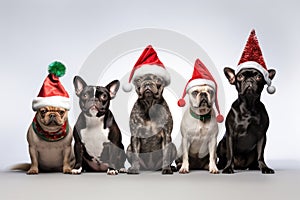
[73, 76, 87, 96]
[106, 80, 120, 99]
[268, 69, 276, 80]
[224, 67, 236, 85]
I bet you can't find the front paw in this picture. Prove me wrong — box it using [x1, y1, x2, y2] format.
[107, 169, 119, 175]
[118, 168, 127, 173]
[27, 167, 39, 175]
[63, 166, 72, 174]
[222, 167, 234, 174]
[127, 167, 140, 175]
[162, 167, 173, 175]
[209, 164, 219, 174]
[261, 167, 275, 174]
[179, 163, 189, 174]
[71, 167, 82, 175]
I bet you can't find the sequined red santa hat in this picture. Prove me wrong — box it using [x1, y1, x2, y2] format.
[122, 45, 170, 92]
[177, 58, 224, 123]
[236, 29, 276, 94]
[32, 61, 70, 111]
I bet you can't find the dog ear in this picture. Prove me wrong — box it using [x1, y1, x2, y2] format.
[106, 80, 120, 99]
[224, 67, 236, 85]
[73, 76, 87, 96]
[268, 69, 276, 80]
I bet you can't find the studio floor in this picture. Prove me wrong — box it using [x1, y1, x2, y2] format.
[1, 160, 299, 200]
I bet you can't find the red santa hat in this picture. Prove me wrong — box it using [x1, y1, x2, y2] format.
[236, 29, 276, 94]
[122, 45, 170, 92]
[32, 61, 70, 111]
[177, 59, 224, 123]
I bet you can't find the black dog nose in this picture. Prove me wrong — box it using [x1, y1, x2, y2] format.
[49, 113, 56, 119]
[200, 92, 207, 97]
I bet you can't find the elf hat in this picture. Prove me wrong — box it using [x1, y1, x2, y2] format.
[177, 58, 224, 123]
[122, 45, 170, 92]
[236, 29, 276, 94]
[32, 61, 70, 111]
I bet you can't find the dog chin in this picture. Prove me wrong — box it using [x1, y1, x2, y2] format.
[38, 119, 64, 132]
[143, 91, 154, 98]
[88, 108, 99, 117]
[192, 106, 211, 115]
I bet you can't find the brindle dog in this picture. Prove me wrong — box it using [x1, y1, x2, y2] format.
[126, 74, 177, 174]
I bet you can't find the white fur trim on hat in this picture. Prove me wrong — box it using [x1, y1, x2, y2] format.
[186, 79, 216, 92]
[32, 96, 71, 111]
[236, 61, 271, 86]
[132, 64, 171, 86]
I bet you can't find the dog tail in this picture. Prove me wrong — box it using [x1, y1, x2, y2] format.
[10, 163, 31, 171]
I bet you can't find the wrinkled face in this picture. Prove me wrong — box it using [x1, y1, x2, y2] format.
[79, 86, 109, 117]
[224, 67, 276, 99]
[37, 106, 68, 131]
[187, 85, 215, 115]
[133, 74, 165, 99]
[73, 76, 119, 117]
[235, 68, 265, 96]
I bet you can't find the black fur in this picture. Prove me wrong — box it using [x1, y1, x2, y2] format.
[73, 76, 126, 173]
[217, 67, 276, 174]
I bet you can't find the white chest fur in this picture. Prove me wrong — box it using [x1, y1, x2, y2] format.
[181, 109, 218, 158]
[79, 115, 109, 159]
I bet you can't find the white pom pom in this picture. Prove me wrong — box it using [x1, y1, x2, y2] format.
[122, 83, 132, 92]
[267, 85, 276, 94]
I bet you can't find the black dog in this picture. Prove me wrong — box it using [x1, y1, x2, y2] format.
[72, 76, 126, 175]
[126, 74, 177, 175]
[217, 67, 276, 174]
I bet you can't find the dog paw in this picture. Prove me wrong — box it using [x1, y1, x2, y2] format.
[127, 167, 140, 175]
[261, 167, 275, 174]
[209, 168, 219, 174]
[162, 168, 173, 175]
[71, 167, 82, 175]
[179, 166, 189, 174]
[107, 169, 119, 175]
[63, 166, 72, 174]
[222, 167, 234, 174]
[27, 167, 39, 175]
[118, 168, 127, 173]
[209, 166, 219, 174]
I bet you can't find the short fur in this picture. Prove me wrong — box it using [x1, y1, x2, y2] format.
[126, 74, 177, 174]
[176, 85, 219, 174]
[72, 76, 126, 175]
[26, 106, 74, 174]
[217, 67, 276, 174]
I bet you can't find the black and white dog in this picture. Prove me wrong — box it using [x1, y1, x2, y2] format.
[72, 76, 126, 175]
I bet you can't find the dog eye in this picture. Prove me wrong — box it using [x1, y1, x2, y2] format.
[82, 94, 88, 99]
[256, 74, 262, 80]
[192, 91, 198, 96]
[59, 111, 65, 116]
[237, 74, 244, 81]
[40, 109, 47, 114]
[101, 94, 108, 100]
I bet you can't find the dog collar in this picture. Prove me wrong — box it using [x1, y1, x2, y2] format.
[189, 108, 211, 122]
[32, 116, 69, 142]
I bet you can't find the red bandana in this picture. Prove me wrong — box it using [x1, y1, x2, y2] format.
[32, 116, 69, 142]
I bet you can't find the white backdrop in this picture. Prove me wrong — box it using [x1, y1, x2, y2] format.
[1, 0, 299, 170]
